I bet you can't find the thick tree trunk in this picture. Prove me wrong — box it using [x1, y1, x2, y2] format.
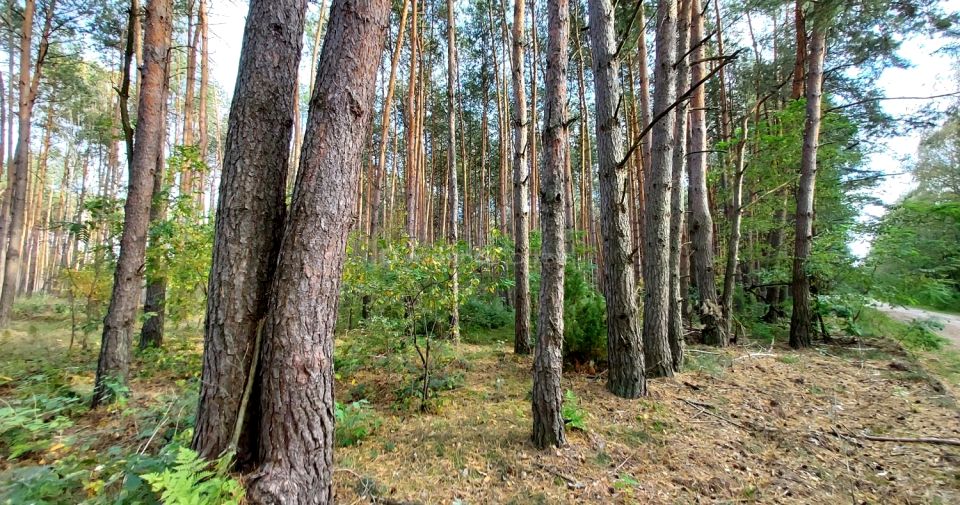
[667, 0, 690, 371]
[790, 27, 826, 349]
[192, 0, 307, 463]
[511, 0, 531, 354]
[532, 0, 569, 450]
[91, 0, 172, 407]
[686, 0, 725, 345]
[642, 0, 676, 378]
[588, 0, 645, 398]
[246, 1, 388, 501]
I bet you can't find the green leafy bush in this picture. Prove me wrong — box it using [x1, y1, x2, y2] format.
[460, 296, 513, 330]
[562, 390, 587, 431]
[335, 400, 381, 447]
[0, 394, 81, 459]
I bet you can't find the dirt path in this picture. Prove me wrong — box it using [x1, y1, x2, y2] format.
[876, 303, 960, 347]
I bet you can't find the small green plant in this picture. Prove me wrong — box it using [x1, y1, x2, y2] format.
[0, 394, 81, 459]
[562, 390, 587, 431]
[335, 400, 381, 447]
[141, 446, 244, 505]
[901, 319, 948, 351]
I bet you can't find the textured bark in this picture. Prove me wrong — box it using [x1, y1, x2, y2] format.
[790, 27, 826, 349]
[446, 0, 460, 341]
[532, 0, 569, 450]
[405, 0, 421, 241]
[180, 0, 199, 197]
[0, 0, 51, 327]
[642, 0, 676, 378]
[686, 0, 725, 345]
[92, 0, 172, 407]
[667, 0, 690, 371]
[246, 1, 388, 501]
[587, 0, 645, 398]
[192, 0, 307, 463]
[511, 0, 531, 354]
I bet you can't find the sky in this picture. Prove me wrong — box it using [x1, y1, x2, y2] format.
[203, 0, 960, 258]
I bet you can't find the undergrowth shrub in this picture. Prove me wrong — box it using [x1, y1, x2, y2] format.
[562, 261, 606, 364]
[335, 400, 381, 447]
[460, 296, 513, 330]
[141, 446, 244, 505]
[562, 390, 587, 431]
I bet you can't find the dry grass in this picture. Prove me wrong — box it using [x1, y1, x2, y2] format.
[334, 338, 960, 504]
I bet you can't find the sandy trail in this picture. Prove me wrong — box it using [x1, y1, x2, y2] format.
[876, 303, 960, 347]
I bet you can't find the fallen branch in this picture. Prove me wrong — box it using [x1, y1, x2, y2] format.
[859, 433, 960, 447]
[679, 398, 749, 431]
[535, 462, 585, 489]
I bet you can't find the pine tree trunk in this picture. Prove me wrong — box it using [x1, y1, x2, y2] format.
[686, 0, 725, 345]
[92, 0, 172, 407]
[192, 0, 307, 464]
[642, 0, 676, 378]
[511, 0, 531, 354]
[246, 1, 388, 501]
[588, 0, 646, 398]
[667, 0, 690, 371]
[789, 26, 826, 349]
[533, 0, 569, 450]
[446, 0, 460, 340]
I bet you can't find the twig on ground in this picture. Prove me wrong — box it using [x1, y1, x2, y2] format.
[679, 398, 749, 431]
[858, 433, 960, 446]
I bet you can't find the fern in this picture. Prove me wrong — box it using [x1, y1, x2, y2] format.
[562, 390, 588, 431]
[141, 447, 244, 505]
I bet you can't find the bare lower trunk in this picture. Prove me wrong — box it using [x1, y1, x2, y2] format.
[588, 0, 645, 398]
[92, 0, 172, 407]
[642, 0, 676, 378]
[667, 0, 690, 371]
[721, 129, 746, 338]
[790, 27, 826, 349]
[246, 1, 388, 501]
[446, 0, 460, 341]
[686, 0, 724, 345]
[532, 0, 569, 450]
[511, 0, 531, 354]
[192, 0, 307, 464]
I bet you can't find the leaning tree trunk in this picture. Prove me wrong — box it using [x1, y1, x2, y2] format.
[245, 0, 388, 502]
[192, 0, 308, 465]
[92, 0, 172, 407]
[667, 0, 691, 371]
[642, 0, 677, 378]
[511, 0, 531, 354]
[790, 26, 826, 349]
[532, 0, 569, 450]
[686, 0, 725, 345]
[587, 0, 645, 398]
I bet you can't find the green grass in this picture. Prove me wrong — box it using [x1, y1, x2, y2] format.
[859, 307, 948, 351]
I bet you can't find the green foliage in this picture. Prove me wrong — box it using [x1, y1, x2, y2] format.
[460, 296, 513, 330]
[0, 394, 80, 460]
[141, 447, 244, 505]
[334, 400, 382, 447]
[561, 260, 606, 364]
[869, 198, 960, 311]
[899, 319, 949, 351]
[562, 390, 587, 431]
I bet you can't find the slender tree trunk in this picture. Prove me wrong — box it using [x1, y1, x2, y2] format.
[667, 0, 690, 371]
[246, 1, 388, 501]
[446, 0, 460, 340]
[198, 0, 209, 209]
[634, 5, 651, 275]
[588, 0, 646, 398]
[92, 0, 172, 407]
[790, 26, 826, 349]
[642, 0, 676, 378]
[721, 121, 747, 338]
[511, 0, 531, 354]
[528, 0, 539, 231]
[0, 0, 46, 326]
[180, 0, 199, 197]
[686, 0, 724, 345]
[532, 0, 569, 450]
[192, 0, 308, 464]
[405, 0, 420, 241]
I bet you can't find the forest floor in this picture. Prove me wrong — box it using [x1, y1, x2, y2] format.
[1, 299, 960, 504]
